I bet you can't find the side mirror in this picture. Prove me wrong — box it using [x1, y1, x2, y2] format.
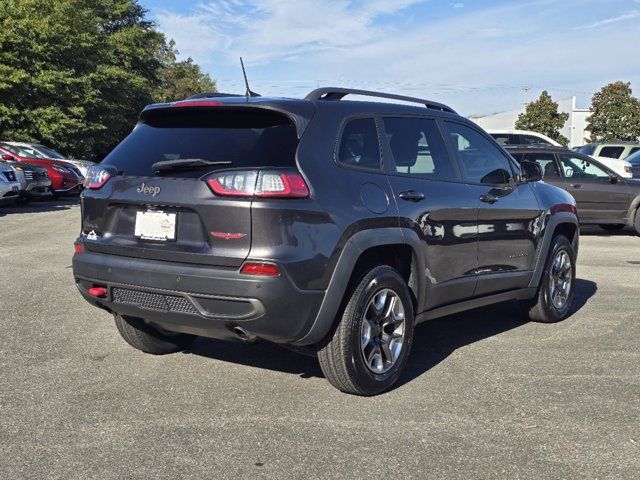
[609, 172, 618, 184]
[520, 160, 543, 182]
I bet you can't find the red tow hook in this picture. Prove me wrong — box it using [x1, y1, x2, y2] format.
[88, 286, 107, 298]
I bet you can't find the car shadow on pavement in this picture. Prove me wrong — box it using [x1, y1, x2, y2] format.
[580, 226, 637, 237]
[185, 279, 598, 389]
[0, 197, 79, 216]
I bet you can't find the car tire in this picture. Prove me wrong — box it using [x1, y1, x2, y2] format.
[317, 265, 414, 396]
[599, 224, 625, 231]
[520, 235, 576, 323]
[114, 313, 196, 354]
[634, 209, 640, 236]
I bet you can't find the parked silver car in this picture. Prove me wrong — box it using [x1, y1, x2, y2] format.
[8, 161, 52, 203]
[0, 163, 21, 205]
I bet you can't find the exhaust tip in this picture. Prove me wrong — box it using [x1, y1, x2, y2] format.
[231, 325, 258, 343]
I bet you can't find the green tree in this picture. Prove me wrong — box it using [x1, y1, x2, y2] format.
[515, 91, 569, 146]
[153, 40, 216, 103]
[586, 81, 640, 142]
[0, 0, 215, 161]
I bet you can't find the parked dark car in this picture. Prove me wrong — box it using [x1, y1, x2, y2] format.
[73, 88, 580, 395]
[507, 145, 640, 233]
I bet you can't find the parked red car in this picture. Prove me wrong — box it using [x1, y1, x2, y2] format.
[0, 143, 82, 196]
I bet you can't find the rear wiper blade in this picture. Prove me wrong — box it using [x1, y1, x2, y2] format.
[152, 159, 232, 172]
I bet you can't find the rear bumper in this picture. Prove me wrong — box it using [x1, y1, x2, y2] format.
[72, 249, 325, 344]
[54, 183, 82, 195]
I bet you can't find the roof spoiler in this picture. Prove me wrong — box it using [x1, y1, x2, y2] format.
[305, 87, 457, 114]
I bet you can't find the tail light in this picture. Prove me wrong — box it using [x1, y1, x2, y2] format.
[84, 165, 113, 190]
[240, 262, 281, 276]
[206, 170, 309, 198]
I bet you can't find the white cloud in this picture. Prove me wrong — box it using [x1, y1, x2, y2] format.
[153, 0, 640, 114]
[573, 9, 640, 30]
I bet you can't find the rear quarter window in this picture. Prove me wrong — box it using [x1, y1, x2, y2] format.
[598, 146, 624, 159]
[336, 117, 381, 171]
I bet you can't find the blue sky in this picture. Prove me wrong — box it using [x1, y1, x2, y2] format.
[139, 0, 640, 115]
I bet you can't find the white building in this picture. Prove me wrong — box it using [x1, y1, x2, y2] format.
[470, 97, 592, 147]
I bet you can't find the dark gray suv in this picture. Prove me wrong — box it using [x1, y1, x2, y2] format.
[73, 88, 580, 395]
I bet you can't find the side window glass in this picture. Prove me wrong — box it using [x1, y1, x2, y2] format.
[599, 146, 624, 159]
[520, 135, 551, 146]
[383, 117, 457, 180]
[337, 118, 381, 171]
[628, 147, 640, 156]
[521, 153, 560, 178]
[558, 155, 609, 179]
[444, 122, 514, 185]
[491, 134, 510, 146]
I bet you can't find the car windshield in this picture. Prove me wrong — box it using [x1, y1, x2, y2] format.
[579, 145, 596, 156]
[33, 144, 66, 159]
[1, 143, 45, 159]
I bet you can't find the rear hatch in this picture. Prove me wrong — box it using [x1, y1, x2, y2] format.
[81, 104, 308, 268]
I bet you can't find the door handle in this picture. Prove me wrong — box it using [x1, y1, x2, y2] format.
[570, 183, 582, 189]
[399, 190, 425, 202]
[479, 193, 498, 204]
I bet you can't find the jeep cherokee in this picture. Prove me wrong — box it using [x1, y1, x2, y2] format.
[73, 88, 580, 396]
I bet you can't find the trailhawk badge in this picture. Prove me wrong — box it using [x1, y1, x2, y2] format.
[137, 182, 161, 196]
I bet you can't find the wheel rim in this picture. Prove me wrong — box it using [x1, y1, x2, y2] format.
[360, 288, 406, 374]
[548, 249, 572, 311]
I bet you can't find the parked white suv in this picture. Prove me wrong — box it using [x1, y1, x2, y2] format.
[591, 156, 633, 179]
[488, 130, 562, 147]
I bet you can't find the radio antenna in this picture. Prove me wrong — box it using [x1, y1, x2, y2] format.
[240, 57, 260, 98]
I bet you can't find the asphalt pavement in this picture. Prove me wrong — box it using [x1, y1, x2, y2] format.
[1, 198, 638, 479]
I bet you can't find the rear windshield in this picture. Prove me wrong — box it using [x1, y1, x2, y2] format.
[103, 109, 299, 177]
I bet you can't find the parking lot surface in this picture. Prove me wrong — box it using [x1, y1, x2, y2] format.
[1, 199, 638, 479]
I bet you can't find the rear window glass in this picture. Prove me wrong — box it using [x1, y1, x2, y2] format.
[517, 135, 552, 146]
[103, 109, 298, 177]
[598, 146, 624, 159]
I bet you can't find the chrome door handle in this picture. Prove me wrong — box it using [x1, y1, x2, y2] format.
[399, 190, 425, 202]
[479, 194, 498, 204]
[570, 183, 582, 189]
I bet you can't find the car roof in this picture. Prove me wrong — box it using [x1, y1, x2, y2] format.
[584, 141, 640, 146]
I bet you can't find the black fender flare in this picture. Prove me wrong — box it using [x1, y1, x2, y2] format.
[527, 212, 580, 289]
[293, 227, 425, 346]
[626, 194, 640, 226]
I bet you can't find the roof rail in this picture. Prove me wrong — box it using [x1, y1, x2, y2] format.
[186, 92, 245, 99]
[305, 87, 457, 114]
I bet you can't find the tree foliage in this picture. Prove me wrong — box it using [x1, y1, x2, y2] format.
[586, 81, 640, 142]
[0, 0, 215, 161]
[153, 40, 216, 103]
[515, 91, 569, 146]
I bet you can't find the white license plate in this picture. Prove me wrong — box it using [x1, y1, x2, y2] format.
[134, 210, 176, 241]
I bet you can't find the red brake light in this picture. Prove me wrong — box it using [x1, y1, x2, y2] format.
[240, 262, 280, 276]
[84, 165, 111, 190]
[88, 286, 107, 297]
[171, 100, 223, 108]
[206, 170, 309, 198]
[74, 242, 83, 254]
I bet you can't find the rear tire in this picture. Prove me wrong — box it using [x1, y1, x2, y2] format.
[317, 265, 414, 396]
[114, 314, 196, 354]
[520, 235, 575, 323]
[634, 209, 640, 236]
[599, 224, 625, 231]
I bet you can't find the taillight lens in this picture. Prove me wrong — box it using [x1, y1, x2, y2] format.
[84, 165, 112, 190]
[206, 170, 309, 198]
[240, 262, 281, 276]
